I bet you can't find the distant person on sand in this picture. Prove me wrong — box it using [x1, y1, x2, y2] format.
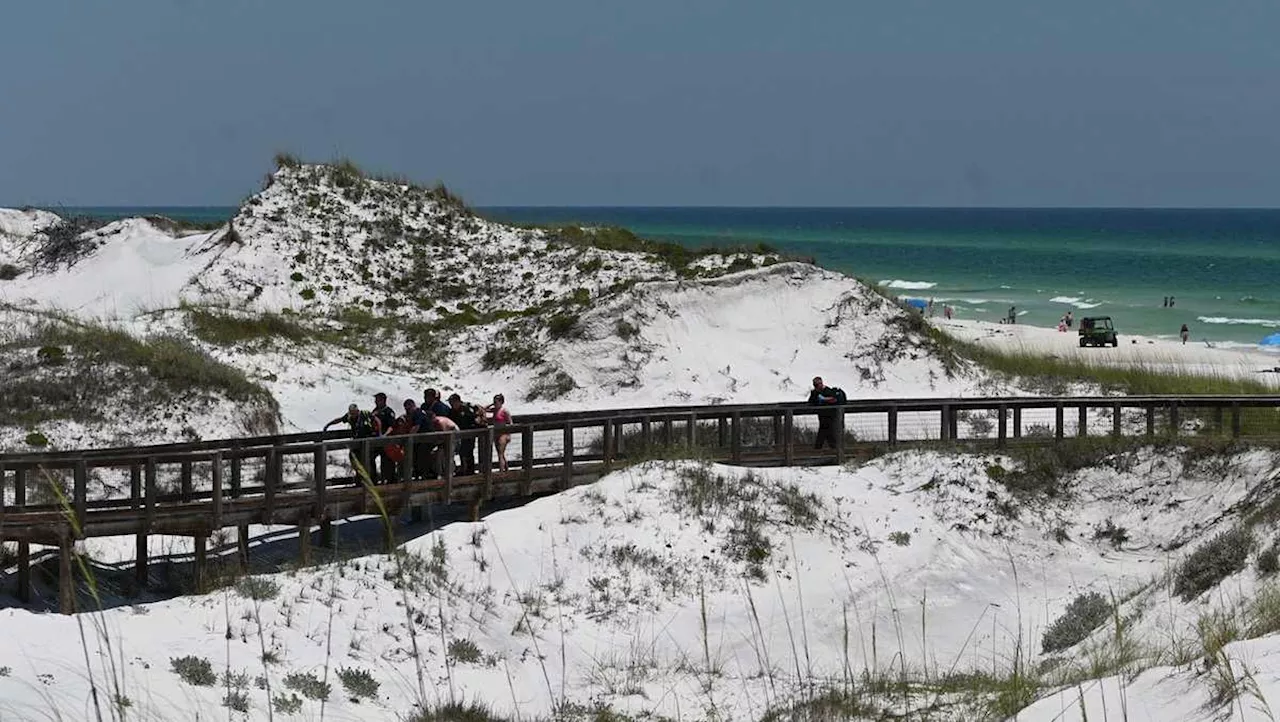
[486, 394, 513, 472]
[927, 298, 935, 317]
[1064, 311, 1073, 328]
[1007, 306, 1017, 324]
[1180, 323, 1190, 344]
[944, 305, 953, 320]
[808, 376, 846, 450]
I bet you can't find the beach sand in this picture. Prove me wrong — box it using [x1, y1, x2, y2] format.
[936, 317, 1280, 387]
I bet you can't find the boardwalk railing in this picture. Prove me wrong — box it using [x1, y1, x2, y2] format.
[2, 394, 1279, 612]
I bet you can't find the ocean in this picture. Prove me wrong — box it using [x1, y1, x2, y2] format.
[65, 205, 1280, 347]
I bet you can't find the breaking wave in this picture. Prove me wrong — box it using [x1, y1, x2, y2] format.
[1049, 296, 1103, 309]
[1197, 316, 1280, 328]
[880, 279, 937, 290]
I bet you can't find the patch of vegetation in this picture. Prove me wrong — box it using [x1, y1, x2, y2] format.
[336, 666, 380, 701]
[36, 345, 66, 366]
[614, 319, 639, 341]
[1175, 526, 1253, 601]
[282, 670, 331, 701]
[1092, 519, 1130, 549]
[525, 370, 577, 402]
[447, 638, 483, 664]
[273, 693, 303, 714]
[1042, 591, 1112, 653]
[1257, 539, 1280, 577]
[408, 701, 510, 722]
[24, 431, 49, 448]
[234, 576, 281, 601]
[480, 343, 544, 370]
[171, 655, 217, 686]
[222, 690, 250, 713]
[889, 530, 911, 546]
[33, 215, 104, 270]
[0, 263, 20, 280]
[185, 304, 311, 346]
[546, 313, 581, 339]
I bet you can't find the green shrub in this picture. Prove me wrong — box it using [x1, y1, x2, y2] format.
[274, 152, 301, 169]
[614, 319, 639, 341]
[480, 344, 543, 370]
[408, 701, 508, 722]
[273, 693, 303, 714]
[186, 305, 310, 346]
[1258, 539, 1280, 577]
[24, 431, 49, 448]
[447, 638, 483, 664]
[1042, 591, 1112, 652]
[289, 271, 304, 282]
[1093, 519, 1130, 549]
[0, 264, 20, 280]
[525, 370, 577, 401]
[171, 655, 217, 686]
[336, 666, 380, 701]
[36, 345, 66, 366]
[222, 691, 250, 712]
[299, 288, 316, 300]
[1175, 526, 1253, 601]
[726, 256, 755, 273]
[576, 257, 604, 274]
[235, 576, 281, 601]
[282, 671, 330, 701]
[546, 314, 580, 339]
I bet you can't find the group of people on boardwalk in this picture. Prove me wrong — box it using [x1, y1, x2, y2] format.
[323, 389, 513, 483]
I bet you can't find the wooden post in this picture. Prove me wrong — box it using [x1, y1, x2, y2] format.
[59, 533, 76, 615]
[443, 433, 455, 503]
[264, 450, 277, 523]
[211, 452, 224, 531]
[772, 414, 783, 451]
[718, 417, 729, 449]
[562, 425, 574, 489]
[662, 418, 674, 448]
[1112, 403, 1122, 438]
[834, 408, 846, 464]
[783, 410, 795, 465]
[193, 533, 207, 593]
[297, 521, 311, 566]
[73, 460, 87, 534]
[641, 417, 653, 450]
[237, 526, 250, 572]
[1054, 403, 1064, 442]
[482, 428, 495, 502]
[997, 405, 1008, 448]
[602, 419, 614, 472]
[1013, 407, 1022, 439]
[1078, 405, 1088, 438]
[1169, 403, 1180, 436]
[731, 412, 743, 463]
[1145, 405, 1156, 437]
[313, 445, 327, 520]
[1232, 402, 1243, 438]
[15, 468, 30, 602]
[1214, 406, 1225, 435]
[687, 413, 697, 449]
[888, 406, 899, 446]
[940, 405, 951, 442]
[180, 460, 193, 502]
[949, 407, 958, 441]
[521, 427, 534, 495]
[140, 458, 156, 585]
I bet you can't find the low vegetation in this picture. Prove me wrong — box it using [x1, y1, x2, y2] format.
[1042, 591, 1113, 653]
[1175, 526, 1254, 601]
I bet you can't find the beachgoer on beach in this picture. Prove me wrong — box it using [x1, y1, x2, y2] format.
[486, 394, 513, 472]
[1064, 311, 1073, 328]
[1057, 319, 1067, 332]
[1007, 306, 1017, 324]
[944, 305, 953, 320]
[1163, 297, 1169, 308]
[808, 376, 846, 450]
[1169, 296, 1176, 308]
[1180, 323, 1189, 344]
[430, 410, 461, 477]
[927, 298, 935, 317]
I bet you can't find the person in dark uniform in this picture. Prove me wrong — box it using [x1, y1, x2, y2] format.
[807, 377, 844, 449]
[323, 404, 381, 480]
[371, 392, 398, 483]
[447, 393, 483, 475]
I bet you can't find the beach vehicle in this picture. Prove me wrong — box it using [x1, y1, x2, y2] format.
[1078, 316, 1118, 347]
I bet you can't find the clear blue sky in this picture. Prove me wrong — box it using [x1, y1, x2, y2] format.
[2, 0, 1278, 207]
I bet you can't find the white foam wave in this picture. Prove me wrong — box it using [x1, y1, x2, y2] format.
[880, 279, 937, 290]
[1050, 296, 1102, 309]
[1197, 316, 1280, 328]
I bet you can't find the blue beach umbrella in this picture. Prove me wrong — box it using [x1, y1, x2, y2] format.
[904, 298, 928, 310]
[1261, 332, 1280, 346]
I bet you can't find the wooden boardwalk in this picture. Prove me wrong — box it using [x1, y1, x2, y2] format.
[3, 394, 1279, 613]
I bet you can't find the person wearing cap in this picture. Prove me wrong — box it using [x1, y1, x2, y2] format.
[402, 399, 432, 479]
[371, 392, 398, 483]
[424, 388, 451, 417]
[322, 403, 381, 480]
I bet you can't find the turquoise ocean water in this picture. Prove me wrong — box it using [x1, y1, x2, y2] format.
[65, 206, 1280, 347]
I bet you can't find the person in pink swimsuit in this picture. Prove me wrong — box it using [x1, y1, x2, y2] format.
[486, 394, 513, 471]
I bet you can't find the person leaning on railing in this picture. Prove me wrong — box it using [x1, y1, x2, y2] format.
[807, 377, 846, 450]
[323, 404, 382, 478]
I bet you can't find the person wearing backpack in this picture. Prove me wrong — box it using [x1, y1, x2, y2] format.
[807, 377, 845, 450]
[323, 404, 382, 480]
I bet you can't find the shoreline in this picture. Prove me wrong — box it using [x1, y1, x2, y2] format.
[934, 317, 1280, 386]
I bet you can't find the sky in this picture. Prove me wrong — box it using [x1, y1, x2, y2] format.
[1, 1, 1278, 207]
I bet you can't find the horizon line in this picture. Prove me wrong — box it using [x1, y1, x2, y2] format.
[16, 203, 1280, 212]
